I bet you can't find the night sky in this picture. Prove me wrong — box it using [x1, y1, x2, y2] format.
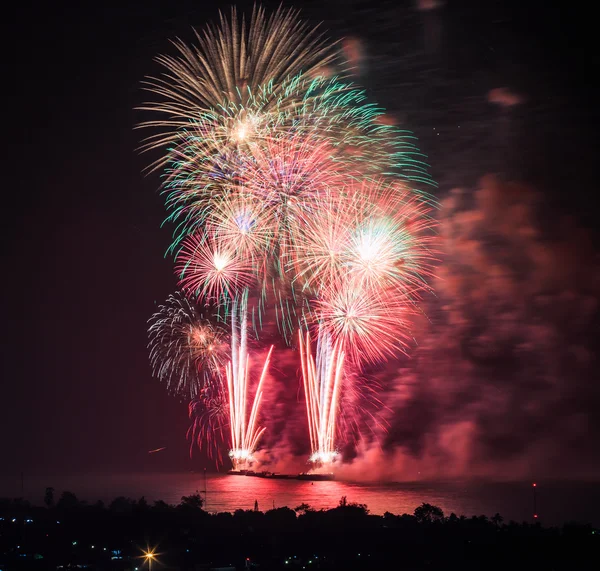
[2, 0, 598, 478]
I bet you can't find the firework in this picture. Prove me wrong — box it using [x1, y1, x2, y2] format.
[148, 292, 226, 399]
[187, 384, 228, 464]
[296, 180, 436, 297]
[226, 294, 274, 470]
[138, 4, 337, 167]
[344, 181, 437, 295]
[175, 231, 256, 302]
[313, 278, 414, 366]
[140, 5, 437, 469]
[235, 131, 345, 270]
[299, 327, 391, 469]
[207, 189, 273, 261]
[299, 329, 345, 468]
[293, 189, 359, 293]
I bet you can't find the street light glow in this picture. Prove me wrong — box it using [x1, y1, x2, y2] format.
[140, 547, 159, 569]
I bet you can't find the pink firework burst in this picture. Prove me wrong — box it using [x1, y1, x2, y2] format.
[175, 232, 256, 301]
[236, 132, 345, 265]
[343, 180, 436, 295]
[294, 189, 357, 292]
[313, 276, 415, 366]
[205, 190, 273, 267]
[187, 381, 228, 465]
[296, 180, 437, 298]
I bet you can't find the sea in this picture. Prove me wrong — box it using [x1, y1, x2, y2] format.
[1, 473, 599, 527]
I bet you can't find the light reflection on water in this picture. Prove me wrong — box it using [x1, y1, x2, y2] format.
[1, 472, 598, 526]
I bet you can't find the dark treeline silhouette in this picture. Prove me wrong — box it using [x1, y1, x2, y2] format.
[0, 491, 597, 570]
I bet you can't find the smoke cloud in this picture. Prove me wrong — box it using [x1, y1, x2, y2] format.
[370, 176, 599, 480]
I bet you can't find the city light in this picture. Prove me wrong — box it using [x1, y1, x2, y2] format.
[142, 547, 158, 570]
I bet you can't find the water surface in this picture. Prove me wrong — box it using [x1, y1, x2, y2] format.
[1, 472, 598, 526]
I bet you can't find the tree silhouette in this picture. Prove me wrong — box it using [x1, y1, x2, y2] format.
[294, 503, 312, 514]
[109, 497, 135, 513]
[57, 491, 80, 510]
[44, 487, 55, 508]
[153, 499, 171, 511]
[414, 503, 444, 523]
[179, 491, 203, 510]
[492, 513, 504, 527]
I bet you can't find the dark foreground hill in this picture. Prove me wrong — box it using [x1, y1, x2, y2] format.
[1, 492, 597, 570]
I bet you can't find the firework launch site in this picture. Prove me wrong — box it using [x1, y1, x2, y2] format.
[228, 471, 334, 481]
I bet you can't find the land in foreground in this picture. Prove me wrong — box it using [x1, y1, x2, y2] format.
[1, 490, 597, 570]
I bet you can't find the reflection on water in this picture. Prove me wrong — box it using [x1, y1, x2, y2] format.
[1, 472, 598, 526]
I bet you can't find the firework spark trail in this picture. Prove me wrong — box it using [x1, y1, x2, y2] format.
[147, 292, 226, 399]
[176, 231, 256, 303]
[236, 131, 345, 282]
[138, 5, 337, 146]
[295, 181, 437, 296]
[207, 190, 273, 261]
[148, 292, 231, 462]
[226, 293, 274, 469]
[187, 385, 228, 465]
[299, 329, 345, 467]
